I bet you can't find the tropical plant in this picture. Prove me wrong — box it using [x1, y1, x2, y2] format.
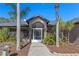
[0, 17, 9, 23]
[0, 17, 5, 22]
[59, 17, 65, 40]
[0, 27, 16, 45]
[0, 27, 9, 43]
[6, 3, 30, 51]
[8, 32, 16, 45]
[16, 3, 20, 51]
[43, 33, 56, 45]
[65, 21, 74, 43]
[55, 3, 60, 47]
[6, 3, 30, 20]
[60, 37, 68, 45]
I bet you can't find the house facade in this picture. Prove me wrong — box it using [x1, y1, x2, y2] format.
[0, 16, 54, 43]
[0, 16, 79, 44]
[26, 16, 48, 42]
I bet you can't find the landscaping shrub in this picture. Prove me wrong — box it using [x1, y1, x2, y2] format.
[60, 37, 68, 45]
[8, 32, 16, 45]
[43, 33, 56, 45]
[0, 27, 9, 43]
[0, 27, 16, 45]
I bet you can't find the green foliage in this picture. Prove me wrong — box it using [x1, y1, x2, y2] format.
[6, 3, 30, 20]
[43, 33, 56, 45]
[0, 27, 16, 45]
[60, 37, 68, 45]
[0, 27, 9, 42]
[59, 18, 65, 31]
[65, 21, 74, 43]
[8, 32, 16, 44]
[65, 21, 74, 31]
[59, 17, 74, 31]
[0, 17, 9, 23]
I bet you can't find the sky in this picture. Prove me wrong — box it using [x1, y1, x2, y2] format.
[0, 3, 79, 22]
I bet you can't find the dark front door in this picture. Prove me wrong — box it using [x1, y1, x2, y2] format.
[32, 28, 42, 42]
[34, 29, 41, 40]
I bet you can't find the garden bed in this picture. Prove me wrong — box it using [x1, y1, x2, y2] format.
[9, 42, 31, 56]
[17, 43, 31, 56]
[47, 44, 79, 54]
[0, 41, 31, 56]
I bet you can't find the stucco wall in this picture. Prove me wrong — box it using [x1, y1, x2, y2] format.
[28, 17, 48, 39]
[70, 24, 79, 44]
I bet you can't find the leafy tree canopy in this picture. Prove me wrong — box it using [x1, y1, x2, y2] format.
[6, 3, 30, 20]
[65, 21, 74, 31]
[59, 17, 65, 31]
[0, 17, 9, 23]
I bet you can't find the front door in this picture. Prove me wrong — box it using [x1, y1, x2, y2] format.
[32, 28, 42, 42]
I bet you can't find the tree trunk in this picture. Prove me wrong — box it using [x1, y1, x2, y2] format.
[55, 3, 59, 47]
[29, 31, 31, 43]
[68, 31, 70, 44]
[56, 20, 59, 47]
[61, 32, 64, 40]
[16, 3, 20, 51]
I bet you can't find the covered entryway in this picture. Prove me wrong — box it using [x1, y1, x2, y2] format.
[27, 16, 48, 42]
[32, 28, 43, 42]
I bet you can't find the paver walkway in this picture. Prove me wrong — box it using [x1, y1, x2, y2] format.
[28, 42, 53, 56]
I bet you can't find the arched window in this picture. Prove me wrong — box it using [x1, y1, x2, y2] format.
[32, 22, 44, 28]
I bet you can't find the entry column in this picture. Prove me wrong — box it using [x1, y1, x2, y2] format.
[41, 28, 42, 41]
[33, 28, 34, 40]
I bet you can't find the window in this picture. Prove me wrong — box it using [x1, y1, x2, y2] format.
[32, 22, 44, 28]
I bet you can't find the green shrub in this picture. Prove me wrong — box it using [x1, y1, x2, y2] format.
[0, 27, 16, 45]
[43, 33, 56, 45]
[60, 37, 68, 45]
[0, 27, 9, 43]
[8, 32, 16, 45]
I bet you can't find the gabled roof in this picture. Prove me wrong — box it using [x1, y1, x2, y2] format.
[0, 21, 28, 27]
[26, 16, 49, 23]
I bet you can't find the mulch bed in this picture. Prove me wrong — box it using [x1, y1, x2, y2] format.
[47, 44, 79, 53]
[0, 43, 31, 56]
[0, 48, 2, 56]
[9, 43, 31, 56]
[17, 43, 31, 56]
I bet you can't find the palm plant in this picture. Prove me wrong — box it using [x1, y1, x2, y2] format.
[59, 18, 65, 40]
[6, 3, 30, 51]
[0, 17, 9, 22]
[16, 3, 20, 51]
[55, 3, 60, 47]
[0, 17, 4, 22]
[65, 21, 74, 43]
[6, 3, 30, 20]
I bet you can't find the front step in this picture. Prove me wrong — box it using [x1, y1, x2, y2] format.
[32, 40, 42, 42]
